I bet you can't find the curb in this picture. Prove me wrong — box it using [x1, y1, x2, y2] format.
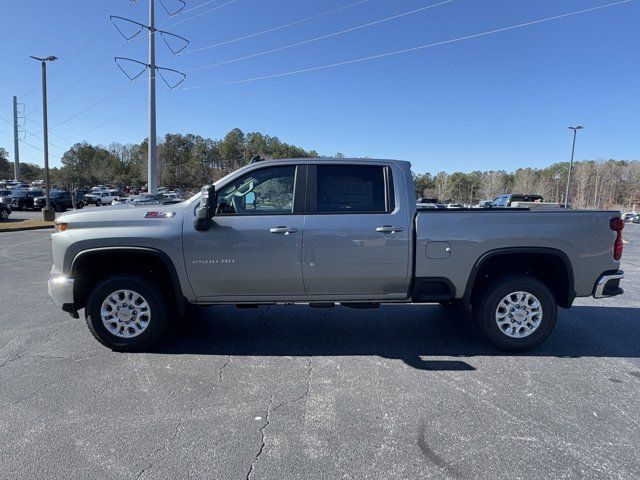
[0, 224, 55, 233]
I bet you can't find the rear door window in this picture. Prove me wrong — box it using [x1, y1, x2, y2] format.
[314, 165, 392, 213]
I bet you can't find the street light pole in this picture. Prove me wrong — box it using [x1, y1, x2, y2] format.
[564, 126, 584, 208]
[30, 55, 57, 221]
[12, 96, 20, 181]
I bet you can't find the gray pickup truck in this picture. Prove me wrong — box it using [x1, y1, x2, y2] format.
[48, 159, 625, 352]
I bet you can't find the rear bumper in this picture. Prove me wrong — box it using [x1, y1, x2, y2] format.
[593, 270, 624, 299]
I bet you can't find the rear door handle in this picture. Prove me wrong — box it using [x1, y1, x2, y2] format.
[270, 226, 298, 234]
[376, 225, 403, 233]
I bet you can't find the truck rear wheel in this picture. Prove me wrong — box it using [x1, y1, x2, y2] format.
[85, 274, 169, 351]
[473, 274, 556, 351]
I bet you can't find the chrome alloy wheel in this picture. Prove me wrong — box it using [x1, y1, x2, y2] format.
[495, 291, 543, 339]
[100, 289, 151, 338]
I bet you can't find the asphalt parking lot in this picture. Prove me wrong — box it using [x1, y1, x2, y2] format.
[1, 225, 639, 480]
[7, 205, 102, 221]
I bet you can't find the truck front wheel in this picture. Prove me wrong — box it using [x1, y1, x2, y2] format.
[85, 274, 169, 351]
[474, 274, 557, 352]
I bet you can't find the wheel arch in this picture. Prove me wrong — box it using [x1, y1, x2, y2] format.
[70, 247, 186, 312]
[463, 247, 575, 308]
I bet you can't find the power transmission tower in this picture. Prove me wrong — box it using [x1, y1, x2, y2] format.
[12, 96, 20, 181]
[110, 0, 188, 194]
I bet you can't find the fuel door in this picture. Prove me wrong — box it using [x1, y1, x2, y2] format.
[426, 241, 451, 259]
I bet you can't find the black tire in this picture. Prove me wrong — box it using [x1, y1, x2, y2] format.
[85, 274, 169, 351]
[77, 201, 84, 209]
[19, 202, 27, 211]
[473, 274, 557, 352]
[54, 203, 64, 212]
[96, 199, 101, 206]
[0, 208, 9, 221]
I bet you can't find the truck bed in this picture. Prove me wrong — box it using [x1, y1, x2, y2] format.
[414, 208, 620, 301]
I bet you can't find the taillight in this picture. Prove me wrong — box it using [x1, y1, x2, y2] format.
[610, 217, 624, 260]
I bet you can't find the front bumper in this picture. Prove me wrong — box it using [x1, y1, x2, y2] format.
[593, 270, 624, 299]
[48, 275, 75, 308]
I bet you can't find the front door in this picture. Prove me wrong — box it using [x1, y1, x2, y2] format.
[183, 164, 305, 300]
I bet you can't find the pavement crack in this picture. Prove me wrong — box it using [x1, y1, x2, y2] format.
[134, 355, 232, 478]
[273, 356, 312, 413]
[247, 398, 272, 480]
[0, 353, 24, 369]
[1, 378, 58, 409]
[245, 357, 312, 479]
[135, 464, 152, 479]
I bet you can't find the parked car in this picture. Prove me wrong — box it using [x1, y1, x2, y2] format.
[6, 181, 29, 190]
[85, 191, 117, 206]
[131, 193, 174, 206]
[73, 190, 88, 209]
[0, 201, 11, 221]
[492, 193, 544, 207]
[10, 189, 44, 211]
[623, 212, 637, 223]
[476, 200, 493, 208]
[48, 158, 625, 353]
[0, 189, 12, 204]
[162, 192, 184, 202]
[33, 190, 74, 212]
[632, 215, 640, 224]
[446, 203, 465, 209]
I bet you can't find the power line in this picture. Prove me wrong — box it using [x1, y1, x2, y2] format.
[69, 110, 138, 139]
[181, 0, 369, 55]
[21, 129, 67, 153]
[23, 117, 70, 142]
[181, 0, 632, 90]
[26, 55, 120, 116]
[19, 137, 45, 153]
[49, 87, 127, 130]
[185, 0, 454, 73]
[164, 0, 241, 28]
[48, 0, 135, 82]
[0, 130, 41, 163]
[3, 0, 134, 111]
[181, 0, 222, 14]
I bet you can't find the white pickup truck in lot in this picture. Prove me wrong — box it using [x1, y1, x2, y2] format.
[48, 158, 625, 352]
[84, 190, 119, 206]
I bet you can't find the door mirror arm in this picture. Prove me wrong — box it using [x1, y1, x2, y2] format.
[194, 184, 216, 231]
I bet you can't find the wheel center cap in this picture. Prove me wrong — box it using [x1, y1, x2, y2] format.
[513, 310, 527, 322]
[118, 309, 132, 321]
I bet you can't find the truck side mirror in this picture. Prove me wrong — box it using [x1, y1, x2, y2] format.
[193, 184, 215, 231]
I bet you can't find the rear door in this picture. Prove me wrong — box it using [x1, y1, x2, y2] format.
[302, 164, 411, 298]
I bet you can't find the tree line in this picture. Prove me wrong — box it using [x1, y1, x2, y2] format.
[0, 129, 322, 191]
[1, 130, 639, 209]
[413, 160, 640, 209]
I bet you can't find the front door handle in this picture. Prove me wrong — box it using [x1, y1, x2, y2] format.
[376, 225, 403, 233]
[270, 226, 298, 234]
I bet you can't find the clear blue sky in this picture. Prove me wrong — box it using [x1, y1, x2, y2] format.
[0, 0, 638, 173]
